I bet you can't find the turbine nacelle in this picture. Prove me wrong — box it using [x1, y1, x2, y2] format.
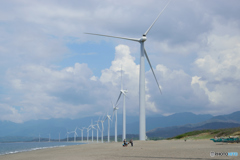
[113, 107, 119, 110]
[140, 35, 147, 42]
[105, 115, 112, 121]
[120, 89, 128, 95]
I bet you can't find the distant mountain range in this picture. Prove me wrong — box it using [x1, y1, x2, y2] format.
[147, 111, 240, 138]
[0, 111, 240, 141]
[127, 112, 213, 134]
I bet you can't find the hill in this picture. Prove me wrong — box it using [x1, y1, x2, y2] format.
[168, 127, 240, 140]
[127, 112, 212, 134]
[1, 111, 240, 142]
[146, 110, 240, 138]
[0, 112, 213, 141]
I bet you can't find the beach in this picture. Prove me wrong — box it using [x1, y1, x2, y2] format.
[1, 140, 239, 160]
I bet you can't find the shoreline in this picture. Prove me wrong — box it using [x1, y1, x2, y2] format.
[1, 139, 239, 160]
[0, 141, 87, 156]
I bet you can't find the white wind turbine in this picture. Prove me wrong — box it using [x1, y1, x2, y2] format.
[72, 127, 78, 142]
[85, 1, 171, 140]
[99, 118, 105, 143]
[59, 132, 61, 142]
[86, 127, 91, 142]
[115, 67, 128, 141]
[112, 101, 119, 142]
[105, 114, 112, 142]
[89, 120, 96, 142]
[66, 130, 71, 142]
[49, 133, 51, 142]
[95, 120, 101, 143]
[39, 133, 40, 142]
[78, 127, 85, 142]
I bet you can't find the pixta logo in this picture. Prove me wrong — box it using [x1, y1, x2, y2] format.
[210, 151, 238, 157]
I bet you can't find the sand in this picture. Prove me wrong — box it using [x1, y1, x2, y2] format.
[1, 140, 239, 160]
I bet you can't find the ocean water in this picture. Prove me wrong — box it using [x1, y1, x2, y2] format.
[0, 142, 85, 155]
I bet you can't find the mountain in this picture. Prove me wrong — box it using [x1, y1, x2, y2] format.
[147, 121, 240, 138]
[146, 111, 240, 138]
[0, 115, 139, 140]
[1, 111, 239, 141]
[0, 112, 212, 141]
[209, 111, 240, 123]
[127, 112, 213, 134]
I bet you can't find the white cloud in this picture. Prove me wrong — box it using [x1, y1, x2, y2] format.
[1, 0, 240, 122]
[191, 20, 240, 114]
[0, 104, 23, 123]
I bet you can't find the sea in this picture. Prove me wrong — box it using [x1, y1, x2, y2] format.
[0, 142, 85, 155]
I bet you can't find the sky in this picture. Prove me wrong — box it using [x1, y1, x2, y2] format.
[0, 0, 240, 123]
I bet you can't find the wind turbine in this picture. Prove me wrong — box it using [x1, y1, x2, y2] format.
[59, 132, 61, 142]
[85, 1, 171, 140]
[105, 114, 112, 142]
[72, 127, 78, 142]
[66, 130, 71, 142]
[99, 118, 105, 143]
[78, 127, 85, 142]
[86, 127, 91, 142]
[89, 120, 96, 142]
[39, 133, 40, 142]
[49, 133, 51, 142]
[112, 101, 119, 142]
[95, 120, 101, 143]
[115, 66, 128, 141]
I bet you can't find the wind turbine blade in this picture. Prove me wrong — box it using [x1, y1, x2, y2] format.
[144, 48, 162, 94]
[115, 92, 122, 106]
[121, 65, 123, 90]
[101, 113, 106, 120]
[98, 125, 102, 132]
[111, 110, 116, 124]
[84, 33, 140, 42]
[111, 100, 114, 109]
[104, 116, 108, 121]
[144, 0, 172, 36]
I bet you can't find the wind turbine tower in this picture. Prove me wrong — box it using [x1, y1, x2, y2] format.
[95, 121, 101, 143]
[73, 127, 78, 142]
[112, 101, 119, 142]
[87, 127, 91, 142]
[99, 119, 105, 143]
[66, 130, 71, 142]
[105, 114, 112, 142]
[115, 67, 128, 141]
[85, 1, 171, 140]
[78, 127, 85, 142]
[89, 120, 96, 142]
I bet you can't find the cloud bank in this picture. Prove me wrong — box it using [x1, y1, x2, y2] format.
[0, 0, 240, 122]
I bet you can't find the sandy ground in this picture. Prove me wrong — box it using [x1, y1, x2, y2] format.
[1, 140, 239, 160]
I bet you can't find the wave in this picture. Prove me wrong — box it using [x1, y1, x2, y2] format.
[1, 145, 66, 156]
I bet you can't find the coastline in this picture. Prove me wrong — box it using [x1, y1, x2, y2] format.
[1, 140, 239, 160]
[0, 141, 86, 156]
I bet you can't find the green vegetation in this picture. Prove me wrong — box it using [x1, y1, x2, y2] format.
[168, 127, 240, 140]
[148, 137, 165, 141]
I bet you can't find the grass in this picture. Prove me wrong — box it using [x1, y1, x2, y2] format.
[168, 127, 240, 140]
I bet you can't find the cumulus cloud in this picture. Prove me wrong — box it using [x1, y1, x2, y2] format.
[0, 45, 135, 122]
[191, 20, 240, 115]
[0, 0, 240, 122]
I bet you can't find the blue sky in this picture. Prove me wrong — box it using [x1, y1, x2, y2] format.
[0, 0, 240, 123]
